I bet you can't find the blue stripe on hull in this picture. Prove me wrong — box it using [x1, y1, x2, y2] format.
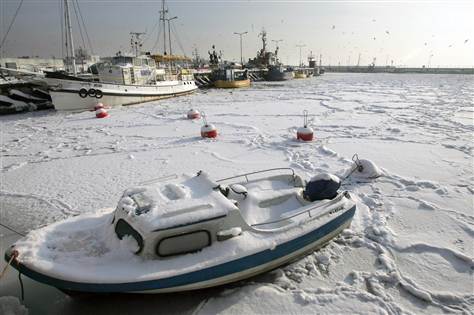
[7, 206, 355, 293]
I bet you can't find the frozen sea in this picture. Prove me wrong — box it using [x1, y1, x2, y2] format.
[0, 73, 473, 314]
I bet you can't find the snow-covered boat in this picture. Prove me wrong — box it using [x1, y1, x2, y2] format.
[4, 168, 355, 294]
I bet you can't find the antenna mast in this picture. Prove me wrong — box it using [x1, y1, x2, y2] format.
[64, 0, 76, 75]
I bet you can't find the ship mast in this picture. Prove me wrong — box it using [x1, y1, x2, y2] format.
[160, 0, 168, 55]
[64, 0, 77, 75]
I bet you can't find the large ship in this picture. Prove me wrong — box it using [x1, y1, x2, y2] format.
[247, 30, 294, 81]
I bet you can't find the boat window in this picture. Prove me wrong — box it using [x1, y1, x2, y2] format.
[112, 56, 133, 66]
[115, 219, 144, 254]
[156, 230, 211, 257]
[133, 58, 142, 67]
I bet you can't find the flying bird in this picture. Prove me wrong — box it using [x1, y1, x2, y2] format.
[448, 44, 453, 48]
[373, 37, 376, 40]
[385, 30, 390, 35]
[372, 19, 376, 22]
[464, 39, 469, 44]
[424, 42, 427, 46]
[332, 25, 336, 30]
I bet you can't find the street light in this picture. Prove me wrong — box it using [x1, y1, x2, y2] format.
[234, 31, 248, 65]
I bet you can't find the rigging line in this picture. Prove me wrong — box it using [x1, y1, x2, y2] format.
[71, 0, 87, 51]
[170, 22, 187, 57]
[0, 0, 25, 51]
[142, 17, 160, 46]
[150, 25, 163, 53]
[75, 0, 94, 55]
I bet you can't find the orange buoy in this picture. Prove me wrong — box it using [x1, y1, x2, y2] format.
[200, 112, 217, 138]
[296, 110, 314, 141]
[187, 109, 201, 119]
[96, 108, 108, 118]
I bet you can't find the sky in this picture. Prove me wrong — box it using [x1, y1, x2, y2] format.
[1, 0, 473, 67]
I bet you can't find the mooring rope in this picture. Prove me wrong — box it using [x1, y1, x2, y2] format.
[0, 222, 26, 237]
[0, 250, 18, 281]
[341, 153, 364, 182]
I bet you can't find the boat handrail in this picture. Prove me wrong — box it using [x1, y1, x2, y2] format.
[251, 193, 346, 229]
[216, 168, 295, 184]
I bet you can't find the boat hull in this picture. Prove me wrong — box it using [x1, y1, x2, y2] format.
[214, 79, 250, 88]
[294, 73, 307, 79]
[5, 205, 355, 294]
[49, 79, 198, 111]
[265, 70, 294, 81]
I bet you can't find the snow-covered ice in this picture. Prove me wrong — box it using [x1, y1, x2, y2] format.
[0, 73, 473, 314]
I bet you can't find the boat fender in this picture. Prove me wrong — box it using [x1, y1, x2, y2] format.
[303, 173, 341, 201]
[79, 88, 88, 98]
[88, 88, 96, 97]
[95, 89, 103, 99]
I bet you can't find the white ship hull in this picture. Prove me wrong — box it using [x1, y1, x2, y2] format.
[49, 79, 197, 111]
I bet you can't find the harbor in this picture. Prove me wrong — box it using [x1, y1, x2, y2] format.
[0, 0, 473, 314]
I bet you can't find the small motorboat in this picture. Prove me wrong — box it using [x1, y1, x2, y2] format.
[5, 168, 356, 294]
[213, 68, 251, 89]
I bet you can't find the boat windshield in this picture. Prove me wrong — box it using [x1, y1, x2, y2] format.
[112, 56, 134, 66]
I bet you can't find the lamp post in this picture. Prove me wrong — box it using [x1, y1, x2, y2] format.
[296, 44, 306, 67]
[234, 31, 248, 65]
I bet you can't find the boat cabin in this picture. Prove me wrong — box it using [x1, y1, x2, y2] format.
[95, 55, 158, 85]
[112, 170, 307, 259]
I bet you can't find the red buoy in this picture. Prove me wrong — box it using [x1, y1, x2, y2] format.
[96, 108, 109, 118]
[296, 110, 314, 141]
[201, 124, 217, 138]
[187, 109, 201, 119]
[200, 112, 217, 138]
[297, 126, 314, 141]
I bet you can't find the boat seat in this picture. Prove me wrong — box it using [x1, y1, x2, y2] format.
[239, 188, 307, 226]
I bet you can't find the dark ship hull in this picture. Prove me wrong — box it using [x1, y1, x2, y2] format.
[265, 68, 294, 81]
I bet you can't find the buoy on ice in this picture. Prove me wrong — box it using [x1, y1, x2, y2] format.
[94, 103, 105, 111]
[96, 108, 108, 118]
[346, 154, 382, 179]
[297, 110, 314, 141]
[187, 109, 201, 119]
[200, 112, 217, 138]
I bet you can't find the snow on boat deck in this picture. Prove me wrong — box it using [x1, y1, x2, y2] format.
[0, 73, 473, 314]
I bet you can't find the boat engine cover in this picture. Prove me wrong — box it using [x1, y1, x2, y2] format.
[303, 173, 341, 201]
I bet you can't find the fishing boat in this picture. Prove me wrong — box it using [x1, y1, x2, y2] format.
[47, 0, 197, 111]
[248, 29, 294, 81]
[5, 168, 356, 294]
[213, 68, 250, 88]
[294, 70, 307, 79]
[48, 54, 197, 111]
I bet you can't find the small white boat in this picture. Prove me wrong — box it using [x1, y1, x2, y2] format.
[5, 168, 355, 294]
[47, 55, 197, 111]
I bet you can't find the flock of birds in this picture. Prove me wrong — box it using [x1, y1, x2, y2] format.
[330, 22, 469, 48]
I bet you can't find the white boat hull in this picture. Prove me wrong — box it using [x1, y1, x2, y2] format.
[49, 79, 197, 111]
